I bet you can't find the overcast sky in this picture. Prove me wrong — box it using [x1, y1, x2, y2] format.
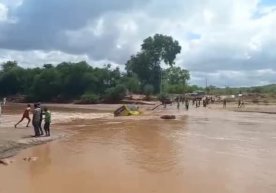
[0, 0, 276, 87]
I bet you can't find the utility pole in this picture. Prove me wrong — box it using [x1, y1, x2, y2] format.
[205, 77, 208, 94]
[160, 68, 162, 94]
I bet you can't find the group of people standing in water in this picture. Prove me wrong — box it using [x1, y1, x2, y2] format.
[175, 96, 190, 110]
[175, 95, 245, 110]
[15, 103, 51, 137]
[175, 96, 215, 110]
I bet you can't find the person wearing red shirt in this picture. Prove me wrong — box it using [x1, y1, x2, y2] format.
[15, 104, 31, 128]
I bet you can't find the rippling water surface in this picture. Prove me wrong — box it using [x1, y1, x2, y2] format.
[1, 109, 276, 193]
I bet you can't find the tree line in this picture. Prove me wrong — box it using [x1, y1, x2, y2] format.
[206, 85, 276, 96]
[0, 34, 195, 103]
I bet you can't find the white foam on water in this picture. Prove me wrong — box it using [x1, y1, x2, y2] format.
[51, 112, 113, 124]
[0, 112, 113, 128]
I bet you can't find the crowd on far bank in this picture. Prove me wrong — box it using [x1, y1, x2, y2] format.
[0, 99, 51, 137]
[162, 95, 246, 110]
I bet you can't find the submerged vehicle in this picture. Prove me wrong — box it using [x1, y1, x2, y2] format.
[114, 105, 141, 117]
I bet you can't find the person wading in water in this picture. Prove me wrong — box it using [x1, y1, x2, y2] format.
[185, 98, 189, 110]
[177, 97, 180, 110]
[223, 99, 227, 108]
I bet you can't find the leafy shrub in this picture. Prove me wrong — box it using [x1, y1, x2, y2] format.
[104, 85, 127, 103]
[123, 76, 140, 93]
[158, 92, 169, 101]
[78, 93, 99, 104]
[143, 84, 154, 100]
[166, 84, 187, 94]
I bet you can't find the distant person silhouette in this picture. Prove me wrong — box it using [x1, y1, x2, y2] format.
[223, 99, 227, 108]
[185, 98, 189, 110]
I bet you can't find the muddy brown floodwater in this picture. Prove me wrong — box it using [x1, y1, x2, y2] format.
[1, 107, 276, 193]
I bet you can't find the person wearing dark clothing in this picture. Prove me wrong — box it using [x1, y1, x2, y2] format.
[238, 99, 241, 108]
[223, 99, 227, 108]
[203, 99, 207, 108]
[177, 97, 180, 110]
[196, 99, 200, 108]
[185, 98, 189, 110]
[43, 107, 51, 136]
[32, 104, 41, 137]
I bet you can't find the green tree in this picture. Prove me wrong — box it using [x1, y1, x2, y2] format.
[165, 66, 190, 85]
[162, 66, 190, 94]
[143, 84, 154, 99]
[121, 75, 140, 93]
[0, 69, 21, 95]
[0, 62, 23, 96]
[206, 85, 216, 94]
[142, 34, 181, 66]
[1, 61, 18, 72]
[43, 64, 54, 69]
[104, 84, 127, 103]
[56, 61, 93, 98]
[79, 93, 100, 104]
[31, 68, 61, 101]
[126, 34, 181, 93]
[186, 85, 203, 93]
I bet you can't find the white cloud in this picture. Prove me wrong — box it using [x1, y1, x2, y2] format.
[0, 49, 119, 68]
[0, 0, 276, 87]
[0, 3, 8, 21]
[191, 69, 276, 87]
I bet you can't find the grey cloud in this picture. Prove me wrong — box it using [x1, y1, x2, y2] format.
[191, 69, 276, 87]
[182, 36, 276, 72]
[0, 0, 276, 87]
[60, 12, 156, 63]
[60, 16, 127, 63]
[0, 0, 149, 51]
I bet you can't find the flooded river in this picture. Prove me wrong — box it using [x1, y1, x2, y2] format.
[1, 108, 276, 193]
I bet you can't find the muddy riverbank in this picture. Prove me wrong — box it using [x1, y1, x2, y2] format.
[0, 103, 116, 159]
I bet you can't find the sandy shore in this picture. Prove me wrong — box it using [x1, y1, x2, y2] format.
[1, 102, 275, 160]
[0, 103, 115, 159]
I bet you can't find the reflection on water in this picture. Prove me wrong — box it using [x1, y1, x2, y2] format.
[1, 111, 276, 193]
[29, 145, 52, 175]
